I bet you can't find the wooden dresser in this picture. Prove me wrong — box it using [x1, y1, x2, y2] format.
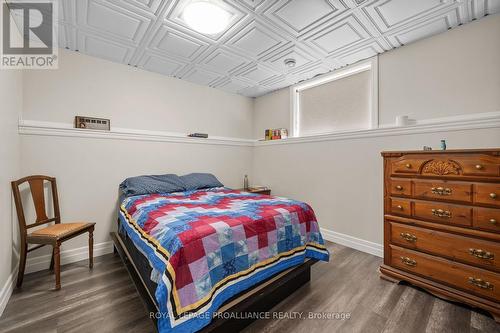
[380, 149, 500, 322]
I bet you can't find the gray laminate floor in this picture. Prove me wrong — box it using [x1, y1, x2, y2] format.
[0, 242, 498, 333]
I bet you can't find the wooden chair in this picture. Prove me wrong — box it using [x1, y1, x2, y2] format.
[11, 175, 95, 290]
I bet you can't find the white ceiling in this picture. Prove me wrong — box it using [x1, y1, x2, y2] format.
[37, 0, 500, 97]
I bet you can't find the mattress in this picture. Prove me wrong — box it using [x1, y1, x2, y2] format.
[118, 187, 329, 333]
[118, 226, 159, 305]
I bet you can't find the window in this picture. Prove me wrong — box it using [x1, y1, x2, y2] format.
[291, 57, 378, 137]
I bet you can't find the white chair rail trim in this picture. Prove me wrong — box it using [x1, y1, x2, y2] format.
[19, 111, 500, 147]
[18, 120, 255, 147]
[255, 111, 500, 146]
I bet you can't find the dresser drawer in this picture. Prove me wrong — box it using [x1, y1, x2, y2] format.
[414, 201, 471, 226]
[391, 154, 500, 177]
[475, 184, 500, 207]
[392, 158, 426, 174]
[414, 180, 472, 203]
[390, 179, 412, 196]
[459, 155, 500, 177]
[390, 198, 411, 216]
[389, 245, 500, 301]
[390, 222, 500, 271]
[474, 207, 500, 233]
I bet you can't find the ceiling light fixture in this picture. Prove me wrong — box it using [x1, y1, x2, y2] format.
[182, 0, 231, 35]
[284, 58, 296, 68]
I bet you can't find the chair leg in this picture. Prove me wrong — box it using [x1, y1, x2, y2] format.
[54, 243, 61, 290]
[16, 243, 27, 288]
[49, 248, 55, 271]
[89, 230, 94, 269]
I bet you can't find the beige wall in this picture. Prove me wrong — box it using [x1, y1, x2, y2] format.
[0, 69, 22, 308]
[252, 14, 500, 246]
[17, 50, 255, 269]
[253, 14, 500, 139]
[379, 13, 500, 125]
[253, 88, 290, 139]
[23, 49, 255, 139]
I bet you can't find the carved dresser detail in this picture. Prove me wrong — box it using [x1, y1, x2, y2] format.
[380, 149, 500, 322]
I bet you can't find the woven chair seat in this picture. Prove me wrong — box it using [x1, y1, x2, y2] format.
[30, 223, 93, 239]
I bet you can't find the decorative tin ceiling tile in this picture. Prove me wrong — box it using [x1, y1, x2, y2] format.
[50, 0, 498, 97]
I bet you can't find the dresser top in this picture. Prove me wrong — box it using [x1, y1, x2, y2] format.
[381, 148, 500, 157]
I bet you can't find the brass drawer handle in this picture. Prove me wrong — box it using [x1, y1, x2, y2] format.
[475, 164, 483, 170]
[400, 256, 417, 267]
[431, 187, 452, 196]
[431, 208, 452, 218]
[468, 277, 494, 290]
[469, 248, 495, 260]
[490, 219, 498, 225]
[400, 232, 417, 243]
[490, 193, 498, 199]
[395, 185, 403, 191]
[405, 163, 412, 169]
[397, 205, 404, 210]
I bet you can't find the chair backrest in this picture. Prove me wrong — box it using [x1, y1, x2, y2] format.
[11, 175, 61, 235]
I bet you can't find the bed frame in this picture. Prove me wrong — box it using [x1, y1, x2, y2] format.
[110, 231, 317, 333]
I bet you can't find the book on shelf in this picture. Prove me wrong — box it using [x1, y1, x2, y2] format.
[264, 128, 288, 140]
[187, 133, 208, 138]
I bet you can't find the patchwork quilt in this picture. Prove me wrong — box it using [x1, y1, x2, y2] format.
[119, 188, 329, 333]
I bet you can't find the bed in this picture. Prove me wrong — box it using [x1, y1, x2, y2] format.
[112, 176, 329, 333]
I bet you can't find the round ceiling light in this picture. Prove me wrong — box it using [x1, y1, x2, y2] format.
[284, 58, 296, 68]
[182, 1, 231, 35]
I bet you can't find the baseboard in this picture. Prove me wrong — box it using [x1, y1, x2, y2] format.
[321, 228, 383, 258]
[0, 266, 18, 318]
[26, 241, 114, 274]
[0, 241, 114, 317]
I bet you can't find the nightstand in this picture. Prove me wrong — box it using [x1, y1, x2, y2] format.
[237, 188, 271, 195]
